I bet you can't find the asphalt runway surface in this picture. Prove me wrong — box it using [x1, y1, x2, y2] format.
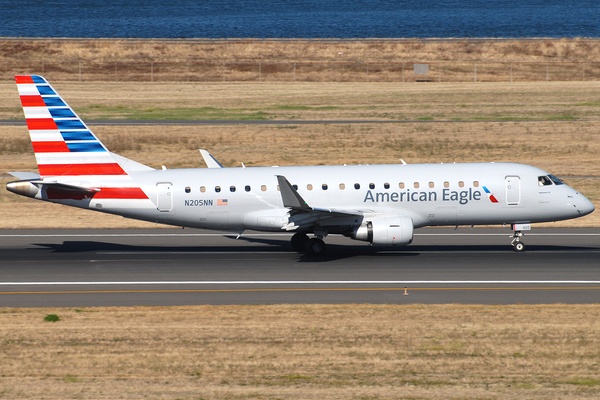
[0, 228, 599, 307]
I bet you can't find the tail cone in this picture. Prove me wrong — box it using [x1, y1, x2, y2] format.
[6, 180, 40, 199]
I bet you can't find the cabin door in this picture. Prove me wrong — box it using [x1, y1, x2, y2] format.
[505, 176, 521, 205]
[156, 182, 173, 212]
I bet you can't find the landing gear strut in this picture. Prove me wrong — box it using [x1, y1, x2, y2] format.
[510, 223, 531, 252]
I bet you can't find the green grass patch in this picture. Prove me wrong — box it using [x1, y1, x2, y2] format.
[43, 314, 60, 322]
[575, 101, 600, 107]
[274, 105, 340, 111]
[564, 377, 600, 387]
[545, 114, 577, 121]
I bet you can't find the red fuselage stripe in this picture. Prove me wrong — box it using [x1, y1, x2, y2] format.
[38, 163, 127, 176]
[94, 187, 148, 199]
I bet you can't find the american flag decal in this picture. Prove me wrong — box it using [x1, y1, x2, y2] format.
[217, 198, 228, 206]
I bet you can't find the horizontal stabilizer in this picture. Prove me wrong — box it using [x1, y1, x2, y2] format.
[8, 171, 40, 180]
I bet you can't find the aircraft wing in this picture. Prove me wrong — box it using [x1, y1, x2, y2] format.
[276, 175, 366, 230]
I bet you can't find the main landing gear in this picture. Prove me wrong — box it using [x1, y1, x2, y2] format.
[510, 223, 531, 252]
[291, 232, 327, 256]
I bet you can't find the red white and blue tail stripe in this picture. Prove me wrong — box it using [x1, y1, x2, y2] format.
[16, 75, 126, 178]
[14, 75, 152, 204]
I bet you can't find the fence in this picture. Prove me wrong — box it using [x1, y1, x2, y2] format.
[4, 60, 600, 82]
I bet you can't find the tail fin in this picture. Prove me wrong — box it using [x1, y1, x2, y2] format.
[15, 75, 151, 178]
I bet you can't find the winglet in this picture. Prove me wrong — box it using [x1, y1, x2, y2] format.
[276, 175, 311, 210]
[199, 149, 224, 168]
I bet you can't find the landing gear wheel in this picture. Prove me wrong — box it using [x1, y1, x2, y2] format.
[305, 238, 326, 256]
[510, 228, 526, 252]
[513, 241, 526, 252]
[291, 232, 309, 253]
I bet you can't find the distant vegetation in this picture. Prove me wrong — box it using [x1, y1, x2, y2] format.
[2, 38, 599, 82]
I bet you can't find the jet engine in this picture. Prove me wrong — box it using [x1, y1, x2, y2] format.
[351, 216, 414, 246]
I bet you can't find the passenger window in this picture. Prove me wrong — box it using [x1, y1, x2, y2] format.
[414, 182, 420, 189]
[307, 184, 313, 191]
[261, 185, 267, 192]
[384, 182, 390, 189]
[369, 183, 375, 189]
[399, 182, 405, 189]
[230, 186, 236, 192]
[458, 181, 465, 188]
[429, 182, 434, 188]
[322, 184, 328, 190]
[245, 185, 251, 192]
[215, 186, 221, 193]
[185, 186, 191, 193]
[354, 183, 360, 190]
[200, 186, 206, 193]
[339, 183, 346, 190]
[444, 181, 450, 188]
[473, 181, 480, 187]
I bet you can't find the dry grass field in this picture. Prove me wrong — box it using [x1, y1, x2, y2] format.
[0, 305, 599, 399]
[2, 38, 600, 82]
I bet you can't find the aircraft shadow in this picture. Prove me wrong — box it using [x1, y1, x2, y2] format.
[33, 240, 285, 254]
[31, 238, 595, 263]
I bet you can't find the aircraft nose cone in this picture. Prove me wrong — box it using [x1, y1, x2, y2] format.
[576, 194, 595, 217]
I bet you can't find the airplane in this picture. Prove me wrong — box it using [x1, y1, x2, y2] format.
[6, 75, 595, 255]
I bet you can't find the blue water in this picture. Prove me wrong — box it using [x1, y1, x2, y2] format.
[1, 0, 599, 38]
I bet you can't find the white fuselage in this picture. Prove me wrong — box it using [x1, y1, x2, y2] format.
[52, 162, 593, 233]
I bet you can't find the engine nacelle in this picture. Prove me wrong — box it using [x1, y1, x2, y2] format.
[352, 216, 414, 246]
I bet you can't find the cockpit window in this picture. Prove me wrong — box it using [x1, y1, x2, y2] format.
[538, 176, 553, 186]
[548, 174, 564, 185]
[538, 175, 565, 186]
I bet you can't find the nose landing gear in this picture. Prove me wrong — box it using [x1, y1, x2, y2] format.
[511, 232, 525, 252]
[510, 223, 531, 252]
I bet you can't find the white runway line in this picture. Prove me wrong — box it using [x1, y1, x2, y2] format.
[1, 280, 600, 286]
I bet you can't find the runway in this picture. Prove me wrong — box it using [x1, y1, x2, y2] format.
[0, 228, 599, 307]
